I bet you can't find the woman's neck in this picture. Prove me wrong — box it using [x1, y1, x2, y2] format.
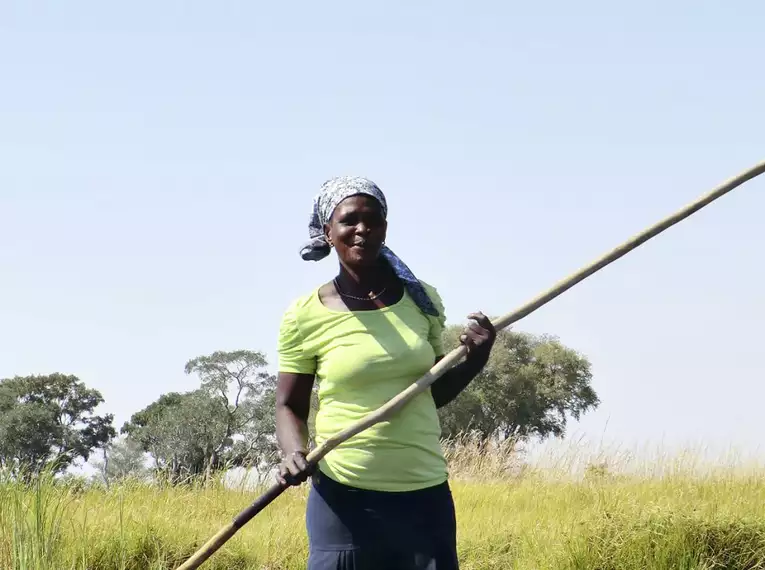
[335, 262, 391, 294]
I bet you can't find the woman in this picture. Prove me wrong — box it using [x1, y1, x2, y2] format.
[276, 176, 496, 569]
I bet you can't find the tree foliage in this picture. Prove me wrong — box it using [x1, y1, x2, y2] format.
[0, 373, 115, 476]
[437, 326, 599, 442]
[121, 350, 277, 481]
[93, 435, 149, 486]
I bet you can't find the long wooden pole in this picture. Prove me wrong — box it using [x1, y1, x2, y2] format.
[176, 160, 765, 570]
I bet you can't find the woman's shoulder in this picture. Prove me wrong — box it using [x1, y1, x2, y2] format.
[281, 285, 322, 318]
[417, 279, 442, 303]
[417, 279, 441, 298]
[417, 279, 446, 317]
[278, 286, 324, 346]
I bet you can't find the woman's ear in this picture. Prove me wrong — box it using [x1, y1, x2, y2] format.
[323, 223, 333, 248]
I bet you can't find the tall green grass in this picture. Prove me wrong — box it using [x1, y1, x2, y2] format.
[1, 440, 764, 569]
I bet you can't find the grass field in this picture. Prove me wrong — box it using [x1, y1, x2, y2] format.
[1, 439, 764, 570]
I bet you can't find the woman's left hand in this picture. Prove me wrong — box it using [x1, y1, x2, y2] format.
[460, 312, 497, 360]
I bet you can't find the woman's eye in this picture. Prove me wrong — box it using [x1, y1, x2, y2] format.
[336, 211, 382, 227]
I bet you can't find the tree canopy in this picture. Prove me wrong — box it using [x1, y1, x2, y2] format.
[0, 373, 115, 476]
[437, 325, 599, 441]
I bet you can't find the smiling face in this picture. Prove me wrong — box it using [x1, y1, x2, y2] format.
[324, 194, 388, 270]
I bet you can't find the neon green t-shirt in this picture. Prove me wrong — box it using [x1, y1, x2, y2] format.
[277, 281, 449, 492]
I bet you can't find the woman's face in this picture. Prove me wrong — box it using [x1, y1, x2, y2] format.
[325, 195, 388, 269]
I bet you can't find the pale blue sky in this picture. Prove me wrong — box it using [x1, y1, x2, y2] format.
[2, 2, 764, 458]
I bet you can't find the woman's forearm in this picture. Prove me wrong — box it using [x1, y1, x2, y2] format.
[431, 312, 496, 408]
[430, 353, 489, 408]
[275, 404, 310, 455]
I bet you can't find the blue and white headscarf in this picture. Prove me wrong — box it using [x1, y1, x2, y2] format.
[299, 176, 439, 317]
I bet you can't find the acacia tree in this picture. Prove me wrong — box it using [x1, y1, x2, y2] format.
[122, 350, 277, 482]
[0, 373, 115, 477]
[437, 326, 599, 442]
[184, 350, 277, 478]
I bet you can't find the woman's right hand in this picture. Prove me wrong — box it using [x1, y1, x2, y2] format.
[276, 450, 315, 486]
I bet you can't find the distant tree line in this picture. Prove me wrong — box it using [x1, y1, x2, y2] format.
[0, 325, 599, 484]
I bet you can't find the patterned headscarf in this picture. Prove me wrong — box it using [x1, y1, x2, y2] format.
[299, 176, 439, 317]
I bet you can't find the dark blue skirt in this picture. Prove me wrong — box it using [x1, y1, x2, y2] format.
[306, 469, 459, 570]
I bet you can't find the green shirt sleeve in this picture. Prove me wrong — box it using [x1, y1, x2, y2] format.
[422, 282, 447, 358]
[277, 301, 316, 375]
